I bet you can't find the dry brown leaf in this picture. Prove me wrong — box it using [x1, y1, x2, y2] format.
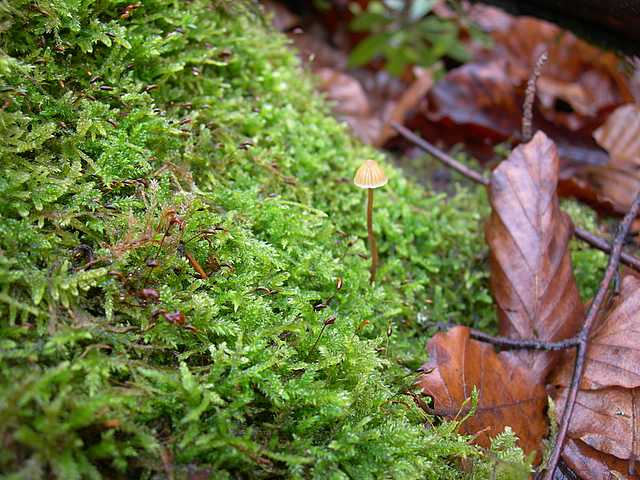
[548, 277, 640, 476]
[412, 10, 630, 174]
[595, 104, 640, 167]
[563, 438, 637, 480]
[426, 60, 521, 140]
[417, 326, 547, 457]
[485, 131, 584, 380]
[315, 66, 433, 146]
[554, 386, 640, 463]
[418, 57, 610, 171]
[315, 68, 382, 144]
[557, 175, 625, 216]
[485, 16, 632, 129]
[561, 103, 640, 213]
[376, 66, 434, 146]
[572, 165, 640, 213]
[557, 276, 640, 389]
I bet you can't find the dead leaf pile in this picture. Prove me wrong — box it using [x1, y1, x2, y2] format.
[418, 131, 640, 478]
[264, 1, 638, 213]
[405, 5, 635, 202]
[412, 5, 632, 149]
[565, 104, 640, 215]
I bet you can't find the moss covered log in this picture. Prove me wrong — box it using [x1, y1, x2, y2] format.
[0, 1, 604, 478]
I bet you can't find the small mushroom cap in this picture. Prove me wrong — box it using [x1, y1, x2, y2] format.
[353, 159, 388, 189]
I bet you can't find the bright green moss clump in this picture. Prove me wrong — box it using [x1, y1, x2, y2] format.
[0, 1, 547, 478]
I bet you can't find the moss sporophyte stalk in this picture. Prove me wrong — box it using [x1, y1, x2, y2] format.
[0, 0, 604, 478]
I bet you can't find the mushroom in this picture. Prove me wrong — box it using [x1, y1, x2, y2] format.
[353, 159, 388, 283]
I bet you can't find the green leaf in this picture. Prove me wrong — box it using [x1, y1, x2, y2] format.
[348, 32, 392, 67]
[349, 11, 390, 32]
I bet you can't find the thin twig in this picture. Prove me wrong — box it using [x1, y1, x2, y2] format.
[470, 329, 578, 351]
[574, 228, 640, 271]
[391, 122, 640, 272]
[430, 322, 579, 351]
[542, 190, 640, 479]
[522, 50, 548, 142]
[393, 123, 489, 186]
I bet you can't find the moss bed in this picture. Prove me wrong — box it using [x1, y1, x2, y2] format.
[0, 1, 605, 478]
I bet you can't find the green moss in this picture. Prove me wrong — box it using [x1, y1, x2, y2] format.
[0, 0, 604, 478]
[562, 200, 608, 300]
[469, 427, 533, 480]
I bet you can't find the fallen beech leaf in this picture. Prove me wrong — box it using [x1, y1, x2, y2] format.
[315, 68, 382, 144]
[426, 60, 521, 140]
[485, 131, 584, 380]
[571, 165, 640, 213]
[594, 104, 640, 168]
[573, 104, 640, 213]
[548, 276, 640, 476]
[417, 326, 547, 457]
[553, 386, 640, 462]
[412, 10, 630, 172]
[485, 16, 632, 129]
[376, 66, 434, 147]
[417, 58, 610, 171]
[554, 276, 640, 390]
[562, 438, 636, 480]
[557, 175, 624, 216]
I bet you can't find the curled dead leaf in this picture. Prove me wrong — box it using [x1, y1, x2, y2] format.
[426, 60, 521, 140]
[553, 386, 640, 463]
[486, 131, 584, 380]
[557, 175, 624, 216]
[417, 326, 547, 457]
[549, 276, 640, 477]
[553, 276, 640, 390]
[562, 438, 636, 480]
[481, 15, 632, 130]
[411, 10, 630, 174]
[570, 104, 640, 213]
[594, 104, 640, 168]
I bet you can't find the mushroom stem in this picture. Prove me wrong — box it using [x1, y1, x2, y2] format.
[367, 188, 378, 283]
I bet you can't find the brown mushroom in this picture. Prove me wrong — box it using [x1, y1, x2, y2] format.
[354, 159, 388, 283]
